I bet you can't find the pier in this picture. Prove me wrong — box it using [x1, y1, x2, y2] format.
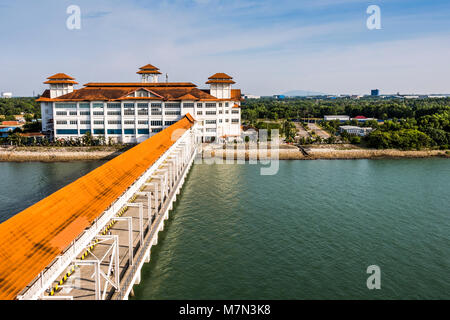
[0, 114, 198, 300]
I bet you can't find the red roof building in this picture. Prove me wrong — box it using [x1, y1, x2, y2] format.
[37, 64, 242, 143]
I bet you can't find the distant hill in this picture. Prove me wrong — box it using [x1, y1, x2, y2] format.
[283, 90, 327, 97]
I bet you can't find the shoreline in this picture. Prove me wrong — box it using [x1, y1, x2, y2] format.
[1, 145, 449, 162]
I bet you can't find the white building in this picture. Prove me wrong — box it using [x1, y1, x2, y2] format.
[339, 126, 373, 136]
[324, 115, 350, 121]
[1, 92, 12, 98]
[37, 64, 242, 143]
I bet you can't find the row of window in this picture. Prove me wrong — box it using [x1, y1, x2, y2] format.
[56, 120, 168, 126]
[56, 129, 156, 135]
[55, 102, 238, 109]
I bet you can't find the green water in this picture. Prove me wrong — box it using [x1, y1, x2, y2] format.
[0, 160, 449, 299]
[133, 160, 450, 299]
[0, 161, 106, 223]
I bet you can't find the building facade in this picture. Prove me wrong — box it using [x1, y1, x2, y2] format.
[339, 125, 373, 136]
[37, 64, 242, 143]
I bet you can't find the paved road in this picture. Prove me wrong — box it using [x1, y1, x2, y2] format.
[293, 122, 311, 139]
[307, 123, 330, 139]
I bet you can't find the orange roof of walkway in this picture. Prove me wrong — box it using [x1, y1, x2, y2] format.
[0, 115, 194, 300]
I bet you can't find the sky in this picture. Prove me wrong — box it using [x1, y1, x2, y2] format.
[0, 0, 450, 96]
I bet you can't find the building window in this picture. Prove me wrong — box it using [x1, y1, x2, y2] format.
[197, 111, 203, 115]
[196, 103, 203, 108]
[183, 103, 194, 108]
[80, 111, 90, 115]
[205, 120, 216, 124]
[108, 120, 121, 125]
[232, 110, 239, 114]
[56, 111, 67, 116]
[69, 111, 77, 116]
[138, 120, 149, 125]
[107, 103, 121, 108]
[93, 111, 104, 116]
[79, 103, 90, 109]
[151, 120, 163, 126]
[205, 103, 216, 108]
[93, 103, 104, 108]
[124, 129, 135, 135]
[80, 129, 91, 134]
[151, 108, 162, 115]
[226, 102, 229, 107]
[56, 129, 78, 135]
[165, 103, 181, 109]
[219, 110, 223, 114]
[107, 129, 122, 135]
[138, 129, 149, 135]
[165, 110, 181, 115]
[124, 103, 134, 108]
[206, 128, 216, 132]
[56, 120, 67, 125]
[80, 120, 90, 125]
[206, 111, 216, 115]
[151, 103, 162, 108]
[138, 103, 148, 108]
[124, 109, 135, 116]
[55, 103, 76, 109]
[164, 120, 177, 126]
[93, 129, 105, 135]
[152, 128, 162, 133]
[124, 120, 135, 125]
[94, 120, 104, 125]
[232, 119, 239, 123]
[138, 109, 148, 115]
[108, 111, 121, 116]
[70, 120, 77, 125]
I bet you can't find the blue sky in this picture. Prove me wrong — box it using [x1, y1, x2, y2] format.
[0, 0, 450, 96]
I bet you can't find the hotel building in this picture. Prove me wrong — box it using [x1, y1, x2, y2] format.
[37, 64, 242, 143]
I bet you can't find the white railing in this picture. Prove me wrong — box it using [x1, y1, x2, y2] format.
[18, 125, 196, 300]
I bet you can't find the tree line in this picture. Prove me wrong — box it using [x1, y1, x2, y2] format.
[241, 97, 450, 150]
[0, 97, 40, 120]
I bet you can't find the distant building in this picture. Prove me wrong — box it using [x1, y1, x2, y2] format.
[1, 92, 12, 98]
[244, 94, 261, 99]
[352, 116, 377, 122]
[371, 89, 379, 96]
[324, 115, 350, 122]
[339, 126, 373, 136]
[273, 95, 285, 100]
[0, 121, 23, 137]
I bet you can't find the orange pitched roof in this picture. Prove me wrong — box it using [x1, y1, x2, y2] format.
[177, 93, 199, 101]
[43, 80, 79, 85]
[1, 121, 21, 126]
[205, 79, 236, 84]
[47, 73, 75, 80]
[37, 85, 218, 102]
[232, 104, 240, 108]
[139, 64, 159, 71]
[208, 73, 233, 80]
[0, 115, 195, 300]
[231, 89, 242, 101]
